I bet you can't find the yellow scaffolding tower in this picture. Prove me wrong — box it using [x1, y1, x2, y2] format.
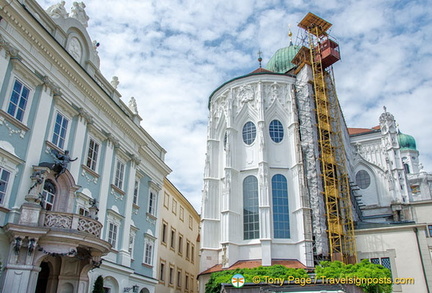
[297, 12, 357, 264]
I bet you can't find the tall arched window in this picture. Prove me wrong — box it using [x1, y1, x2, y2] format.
[243, 176, 259, 240]
[272, 174, 290, 238]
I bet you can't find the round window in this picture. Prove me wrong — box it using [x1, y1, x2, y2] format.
[242, 122, 256, 145]
[269, 120, 284, 143]
[355, 170, 371, 189]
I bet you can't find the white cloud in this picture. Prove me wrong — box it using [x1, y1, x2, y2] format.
[40, 0, 432, 211]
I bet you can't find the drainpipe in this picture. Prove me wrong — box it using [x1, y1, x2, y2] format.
[414, 227, 430, 293]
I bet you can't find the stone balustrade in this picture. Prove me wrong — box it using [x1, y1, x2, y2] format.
[40, 210, 102, 237]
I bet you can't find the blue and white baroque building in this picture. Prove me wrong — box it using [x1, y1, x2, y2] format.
[0, 0, 170, 292]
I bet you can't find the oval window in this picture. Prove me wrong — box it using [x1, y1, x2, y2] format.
[355, 170, 371, 189]
[269, 119, 284, 143]
[242, 121, 256, 145]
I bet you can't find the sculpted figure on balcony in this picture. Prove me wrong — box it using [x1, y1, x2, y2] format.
[51, 149, 78, 180]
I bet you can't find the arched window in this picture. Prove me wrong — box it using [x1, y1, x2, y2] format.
[272, 174, 290, 238]
[269, 120, 284, 143]
[242, 121, 256, 145]
[42, 180, 56, 210]
[243, 176, 259, 240]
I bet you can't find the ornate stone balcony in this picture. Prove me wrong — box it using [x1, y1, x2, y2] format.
[40, 210, 102, 237]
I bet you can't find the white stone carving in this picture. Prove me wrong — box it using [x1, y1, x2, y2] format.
[46, 1, 68, 19]
[128, 97, 138, 115]
[68, 37, 82, 62]
[111, 76, 119, 89]
[69, 2, 89, 27]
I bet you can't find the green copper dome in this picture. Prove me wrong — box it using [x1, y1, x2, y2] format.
[398, 132, 417, 151]
[266, 43, 300, 73]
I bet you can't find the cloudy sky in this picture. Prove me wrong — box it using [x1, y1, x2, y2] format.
[41, 0, 432, 211]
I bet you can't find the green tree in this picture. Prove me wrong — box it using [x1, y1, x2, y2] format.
[92, 275, 104, 293]
[204, 265, 308, 293]
[315, 259, 392, 293]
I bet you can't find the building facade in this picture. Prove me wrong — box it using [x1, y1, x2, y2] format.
[199, 15, 432, 293]
[155, 178, 200, 293]
[0, 0, 171, 292]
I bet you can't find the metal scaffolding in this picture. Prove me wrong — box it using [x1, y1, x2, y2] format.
[296, 12, 357, 264]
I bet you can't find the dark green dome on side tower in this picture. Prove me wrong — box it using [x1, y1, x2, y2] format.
[266, 43, 300, 73]
[398, 132, 417, 151]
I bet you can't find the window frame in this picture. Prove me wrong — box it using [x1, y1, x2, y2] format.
[269, 119, 284, 143]
[133, 179, 139, 206]
[143, 236, 155, 266]
[159, 259, 166, 283]
[0, 166, 12, 206]
[86, 137, 100, 172]
[243, 175, 260, 240]
[176, 268, 182, 289]
[114, 159, 126, 190]
[6, 79, 31, 123]
[178, 233, 183, 256]
[161, 221, 168, 245]
[172, 198, 177, 215]
[242, 121, 257, 145]
[170, 227, 176, 250]
[272, 174, 290, 238]
[50, 110, 70, 150]
[107, 222, 118, 249]
[179, 206, 184, 221]
[186, 240, 190, 260]
[148, 190, 157, 216]
[356, 169, 371, 189]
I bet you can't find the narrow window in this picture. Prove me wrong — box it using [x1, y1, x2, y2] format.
[114, 160, 125, 189]
[133, 180, 139, 205]
[243, 175, 259, 240]
[159, 261, 165, 281]
[272, 174, 290, 238]
[148, 191, 156, 215]
[7, 80, 30, 122]
[186, 241, 190, 260]
[169, 266, 174, 285]
[178, 234, 183, 255]
[51, 112, 69, 149]
[108, 222, 118, 248]
[144, 237, 154, 265]
[170, 228, 175, 249]
[86, 138, 99, 171]
[161, 222, 167, 244]
[0, 167, 11, 205]
[185, 274, 189, 290]
[177, 270, 182, 288]
[41, 180, 56, 211]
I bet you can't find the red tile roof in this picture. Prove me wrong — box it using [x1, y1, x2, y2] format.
[249, 67, 273, 74]
[199, 259, 306, 275]
[348, 126, 380, 135]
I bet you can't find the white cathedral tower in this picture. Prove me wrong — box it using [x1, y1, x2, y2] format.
[200, 42, 318, 273]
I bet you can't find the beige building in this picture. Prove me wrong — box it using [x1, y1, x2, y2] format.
[156, 178, 200, 292]
[355, 201, 432, 293]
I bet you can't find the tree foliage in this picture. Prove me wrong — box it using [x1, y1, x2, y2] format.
[205, 265, 308, 293]
[205, 260, 392, 293]
[92, 275, 104, 293]
[315, 259, 392, 293]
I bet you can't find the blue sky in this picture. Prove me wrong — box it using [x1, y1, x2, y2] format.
[41, 0, 432, 211]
